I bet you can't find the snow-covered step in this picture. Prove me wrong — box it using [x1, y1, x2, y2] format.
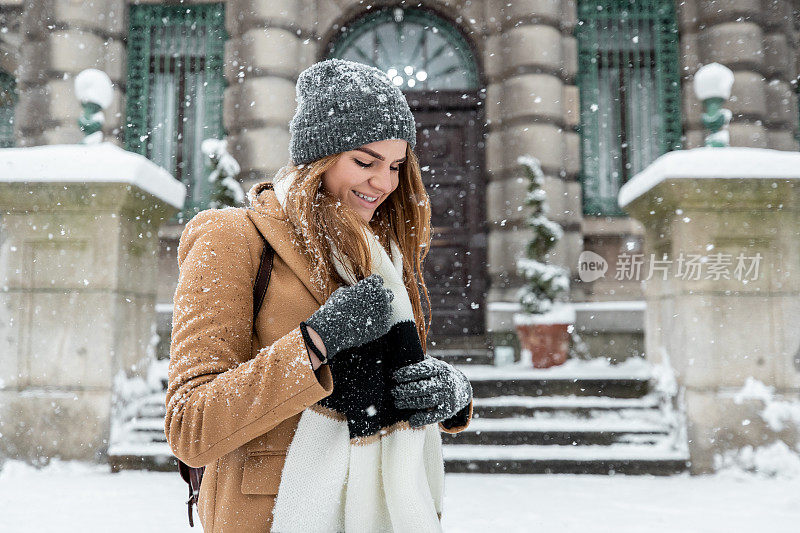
[467, 377, 651, 399]
[426, 335, 493, 365]
[461, 358, 654, 399]
[108, 441, 176, 472]
[137, 403, 166, 419]
[428, 348, 492, 365]
[463, 415, 668, 433]
[466, 372, 651, 399]
[116, 417, 168, 442]
[474, 394, 660, 409]
[134, 392, 167, 418]
[442, 415, 669, 446]
[472, 394, 661, 418]
[443, 442, 687, 462]
[442, 443, 689, 475]
[109, 441, 172, 458]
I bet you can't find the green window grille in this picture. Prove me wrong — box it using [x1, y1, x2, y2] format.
[124, 3, 227, 220]
[796, 76, 800, 147]
[576, 0, 682, 216]
[0, 71, 16, 148]
[328, 7, 479, 91]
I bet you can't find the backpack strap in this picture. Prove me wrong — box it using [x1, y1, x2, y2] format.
[248, 210, 274, 321]
[178, 460, 202, 527]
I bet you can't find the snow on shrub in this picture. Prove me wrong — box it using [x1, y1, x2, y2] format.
[514, 155, 570, 315]
[201, 138, 245, 208]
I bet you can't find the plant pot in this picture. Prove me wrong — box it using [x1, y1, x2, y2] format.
[514, 323, 570, 368]
[513, 305, 575, 368]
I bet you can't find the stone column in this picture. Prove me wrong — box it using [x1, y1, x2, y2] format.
[680, 0, 799, 151]
[16, 0, 126, 147]
[0, 142, 185, 463]
[484, 0, 584, 338]
[620, 147, 800, 473]
[224, 0, 317, 190]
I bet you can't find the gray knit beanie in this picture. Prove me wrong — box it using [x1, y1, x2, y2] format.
[289, 58, 417, 166]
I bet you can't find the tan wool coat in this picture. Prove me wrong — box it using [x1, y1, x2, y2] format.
[165, 182, 473, 532]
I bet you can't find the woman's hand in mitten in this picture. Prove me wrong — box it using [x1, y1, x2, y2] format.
[390, 356, 473, 428]
[302, 273, 394, 360]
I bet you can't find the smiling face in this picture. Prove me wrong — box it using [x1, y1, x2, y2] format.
[321, 138, 408, 223]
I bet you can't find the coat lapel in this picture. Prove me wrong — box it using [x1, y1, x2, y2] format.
[245, 182, 327, 307]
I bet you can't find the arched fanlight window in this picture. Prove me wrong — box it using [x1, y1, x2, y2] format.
[0, 70, 16, 148]
[328, 7, 478, 91]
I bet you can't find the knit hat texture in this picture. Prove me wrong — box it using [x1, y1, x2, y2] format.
[289, 58, 417, 165]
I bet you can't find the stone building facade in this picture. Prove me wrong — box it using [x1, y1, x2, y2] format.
[1, 0, 799, 358]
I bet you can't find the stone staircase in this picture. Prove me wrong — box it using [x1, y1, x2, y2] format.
[441, 359, 689, 475]
[108, 378, 174, 472]
[109, 352, 688, 475]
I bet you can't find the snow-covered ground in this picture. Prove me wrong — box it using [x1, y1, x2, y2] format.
[0, 460, 797, 532]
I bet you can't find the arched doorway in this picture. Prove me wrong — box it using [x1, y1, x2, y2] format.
[325, 6, 487, 340]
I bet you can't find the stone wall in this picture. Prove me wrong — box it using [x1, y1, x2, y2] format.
[680, 0, 800, 150]
[16, 0, 127, 146]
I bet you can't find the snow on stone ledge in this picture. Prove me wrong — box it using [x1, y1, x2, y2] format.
[0, 142, 186, 209]
[513, 302, 576, 325]
[460, 356, 653, 381]
[618, 147, 800, 209]
[571, 300, 646, 311]
[493, 300, 646, 314]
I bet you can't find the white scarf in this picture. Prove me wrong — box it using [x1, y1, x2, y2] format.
[269, 168, 444, 533]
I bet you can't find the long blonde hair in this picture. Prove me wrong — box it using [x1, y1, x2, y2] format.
[281, 144, 433, 347]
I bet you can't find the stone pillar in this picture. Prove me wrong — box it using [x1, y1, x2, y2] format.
[484, 0, 584, 337]
[620, 147, 800, 473]
[16, 0, 126, 147]
[680, 0, 799, 151]
[0, 142, 185, 463]
[224, 0, 317, 189]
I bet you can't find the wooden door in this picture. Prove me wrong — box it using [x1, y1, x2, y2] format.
[407, 91, 487, 338]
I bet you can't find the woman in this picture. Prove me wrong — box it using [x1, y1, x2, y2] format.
[166, 58, 473, 532]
